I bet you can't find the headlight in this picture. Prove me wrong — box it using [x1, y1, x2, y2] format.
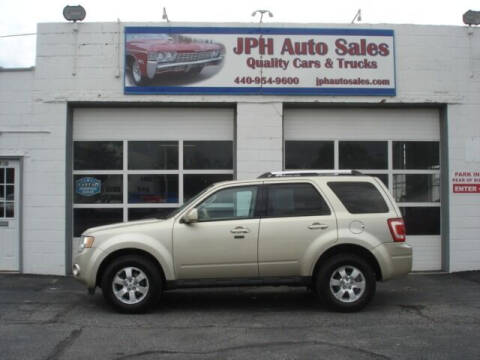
[148, 51, 176, 63]
[79, 235, 95, 251]
[165, 51, 177, 61]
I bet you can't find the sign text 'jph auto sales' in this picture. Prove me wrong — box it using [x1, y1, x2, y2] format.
[124, 27, 396, 96]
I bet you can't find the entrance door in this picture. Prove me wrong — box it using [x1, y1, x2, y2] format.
[0, 160, 20, 271]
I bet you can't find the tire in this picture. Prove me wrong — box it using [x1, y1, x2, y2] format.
[315, 253, 376, 312]
[130, 58, 149, 86]
[101, 255, 162, 313]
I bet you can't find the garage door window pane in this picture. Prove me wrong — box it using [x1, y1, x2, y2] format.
[129, 141, 178, 170]
[339, 141, 387, 169]
[74, 175, 123, 204]
[128, 175, 178, 203]
[74, 141, 123, 170]
[74, 208, 123, 237]
[393, 141, 439, 170]
[393, 174, 440, 202]
[285, 141, 334, 170]
[400, 207, 440, 235]
[128, 208, 174, 221]
[184, 141, 233, 169]
[184, 174, 234, 201]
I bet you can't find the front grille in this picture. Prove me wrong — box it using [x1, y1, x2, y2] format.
[176, 51, 213, 62]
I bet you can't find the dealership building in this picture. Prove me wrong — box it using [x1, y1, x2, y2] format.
[0, 20, 479, 276]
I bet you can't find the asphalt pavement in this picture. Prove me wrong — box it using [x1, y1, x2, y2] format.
[0, 271, 479, 360]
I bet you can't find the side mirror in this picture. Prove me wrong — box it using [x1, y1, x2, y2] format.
[182, 208, 198, 224]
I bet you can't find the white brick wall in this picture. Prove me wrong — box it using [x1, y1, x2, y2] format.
[236, 103, 283, 180]
[1, 70, 66, 275]
[1, 21, 479, 274]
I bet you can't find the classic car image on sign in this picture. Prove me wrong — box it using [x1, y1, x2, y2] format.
[125, 33, 225, 86]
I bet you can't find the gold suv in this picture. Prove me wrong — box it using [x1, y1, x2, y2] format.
[73, 170, 412, 313]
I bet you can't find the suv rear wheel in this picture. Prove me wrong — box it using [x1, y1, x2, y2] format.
[101, 255, 161, 313]
[315, 253, 376, 312]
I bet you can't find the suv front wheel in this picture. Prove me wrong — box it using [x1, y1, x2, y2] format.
[101, 255, 162, 313]
[315, 253, 376, 312]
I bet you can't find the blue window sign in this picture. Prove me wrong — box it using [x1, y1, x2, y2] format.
[75, 177, 102, 197]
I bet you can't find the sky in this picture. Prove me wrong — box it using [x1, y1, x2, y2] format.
[0, 0, 478, 68]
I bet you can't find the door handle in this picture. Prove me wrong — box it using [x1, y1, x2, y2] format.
[308, 222, 328, 230]
[230, 226, 250, 234]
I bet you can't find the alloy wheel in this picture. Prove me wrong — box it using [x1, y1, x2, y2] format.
[329, 265, 366, 303]
[112, 266, 149, 305]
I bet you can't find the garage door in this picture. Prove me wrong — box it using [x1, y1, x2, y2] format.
[72, 107, 234, 239]
[284, 108, 441, 271]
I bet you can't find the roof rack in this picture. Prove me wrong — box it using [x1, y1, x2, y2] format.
[257, 170, 364, 178]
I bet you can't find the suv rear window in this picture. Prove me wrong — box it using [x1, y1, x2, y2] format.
[328, 181, 389, 214]
[266, 183, 331, 217]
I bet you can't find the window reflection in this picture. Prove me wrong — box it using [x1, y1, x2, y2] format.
[393, 142, 439, 170]
[184, 141, 233, 169]
[400, 207, 440, 235]
[74, 141, 123, 170]
[285, 141, 334, 170]
[128, 208, 174, 221]
[74, 209, 123, 237]
[184, 174, 233, 201]
[129, 141, 178, 170]
[393, 175, 440, 202]
[339, 141, 387, 169]
[128, 174, 179, 203]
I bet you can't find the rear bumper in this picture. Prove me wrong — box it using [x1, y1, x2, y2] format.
[373, 242, 413, 280]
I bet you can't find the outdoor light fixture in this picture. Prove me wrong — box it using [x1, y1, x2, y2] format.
[162, 7, 170, 22]
[252, 10, 273, 23]
[463, 10, 480, 26]
[63, 5, 86, 22]
[351, 9, 362, 24]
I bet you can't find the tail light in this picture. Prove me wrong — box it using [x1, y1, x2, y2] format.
[388, 218, 406, 242]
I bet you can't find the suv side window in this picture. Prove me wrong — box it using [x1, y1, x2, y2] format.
[196, 186, 258, 221]
[328, 181, 389, 214]
[266, 183, 330, 218]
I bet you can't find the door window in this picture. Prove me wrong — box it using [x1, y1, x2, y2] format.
[196, 186, 258, 221]
[0, 167, 15, 218]
[266, 183, 330, 218]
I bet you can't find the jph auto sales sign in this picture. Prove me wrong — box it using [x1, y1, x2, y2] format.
[124, 27, 396, 96]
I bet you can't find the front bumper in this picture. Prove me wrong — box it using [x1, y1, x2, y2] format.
[72, 247, 104, 290]
[372, 242, 413, 280]
[146, 56, 224, 78]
